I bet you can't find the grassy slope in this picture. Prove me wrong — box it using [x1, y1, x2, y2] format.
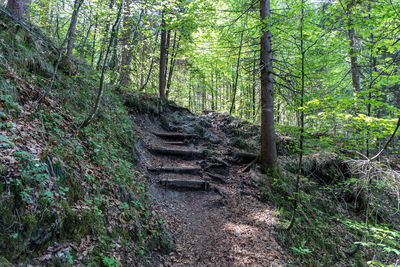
[0, 15, 168, 266]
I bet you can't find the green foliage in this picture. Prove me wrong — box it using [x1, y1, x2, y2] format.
[0, 13, 170, 265]
[102, 256, 120, 267]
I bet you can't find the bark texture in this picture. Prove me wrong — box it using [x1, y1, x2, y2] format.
[7, 0, 30, 20]
[66, 0, 84, 58]
[159, 12, 167, 98]
[260, 0, 277, 169]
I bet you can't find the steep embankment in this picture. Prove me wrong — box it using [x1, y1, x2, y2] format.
[0, 15, 168, 266]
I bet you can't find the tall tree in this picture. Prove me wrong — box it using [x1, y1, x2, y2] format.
[7, 0, 30, 20]
[66, 0, 84, 58]
[159, 10, 167, 98]
[260, 0, 277, 169]
[166, 31, 180, 98]
[340, 0, 360, 111]
[80, 0, 125, 129]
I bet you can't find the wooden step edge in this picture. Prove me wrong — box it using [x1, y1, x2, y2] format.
[147, 166, 201, 174]
[160, 178, 210, 191]
[149, 147, 204, 157]
[152, 132, 199, 139]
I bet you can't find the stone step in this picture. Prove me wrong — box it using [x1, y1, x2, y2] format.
[149, 147, 204, 158]
[153, 132, 198, 140]
[160, 178, 209, 191]
[165, 141, 187, 146]
[147, 166, 201, 174]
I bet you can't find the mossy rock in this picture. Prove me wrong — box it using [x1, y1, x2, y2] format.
[62, 203, 104, 241]
[0, 196, 38, 259]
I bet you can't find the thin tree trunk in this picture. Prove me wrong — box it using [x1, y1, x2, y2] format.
[36, 0, 82, 108]
[340, 0, 360, 111]
[80, 0, 125, 129]
[120, 4, 144, 86]
[229, 29, 244, 115]
[164, 29, 172, 80]
[119, 1, 132, 86]
[189, 75, 192, 110]
[202, 79, 206, 111]
[159, 11, 167, 98]
[260, 0, 277, 169]
[215, 71, 218, 110]
[141, 31, 159, 91]
[139, 42, 146, 89]
[91, 16, 98, 66]
[79, 4, 93, 60]
[252, 49, 257, 121]
[66, 0, 84, 58]
[211, 72, 215, 110]
[287, 0, 305, 231]
[96, 0, 115, 70]
[7, 0, 30, 20]
[367, 3, 376, 158]
[166, 32, 180, 98]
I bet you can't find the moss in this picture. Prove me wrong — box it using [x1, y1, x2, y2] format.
[0, 256, 13, 267]
[62, 203, 104, 241]
[0, 195, 41, 261]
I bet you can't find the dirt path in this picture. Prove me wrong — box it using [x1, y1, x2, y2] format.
[131, 109, 291, 266]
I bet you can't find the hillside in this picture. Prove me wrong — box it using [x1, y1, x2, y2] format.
[0, 14, 169, 265]
[1, 4, 400, 267]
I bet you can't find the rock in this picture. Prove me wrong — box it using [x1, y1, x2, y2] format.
[204, 131, 220, 144]
[250, 170, 261, 184]
[199, 118, 211, 128]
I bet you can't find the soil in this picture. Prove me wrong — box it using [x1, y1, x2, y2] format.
[131, 108, 292, 266]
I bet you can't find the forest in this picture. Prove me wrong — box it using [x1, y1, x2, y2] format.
[0, 0, 400, 266]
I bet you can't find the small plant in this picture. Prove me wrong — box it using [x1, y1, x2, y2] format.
[102, 256, 120, 267]
[291, 245, 312, 257]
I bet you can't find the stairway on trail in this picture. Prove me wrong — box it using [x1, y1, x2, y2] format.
[130, 104, 291, 265]
[146, 131, 222, 193]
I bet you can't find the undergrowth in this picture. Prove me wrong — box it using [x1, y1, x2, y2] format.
[261, 153, 400, 266]
[0, 14, 170, 265]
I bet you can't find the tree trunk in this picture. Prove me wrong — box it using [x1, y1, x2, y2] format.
[164, 30, 171, 78]
[141, 31, 159, 91]
[7, 0, 30, 20]
[159, 11, 167, 98]
[346, 1, 360, 111]
[96, 0, 115, 70]
[229, 30, 244, 115]
[80, 0, 125, 129]
[119, 5, 144, 87]
[260, 0, 277, 169]
[119, 1, 132, 86]
[211, 72, 215, 110]
[91, 16, 98, 66]
[66, 0, 84, 58]
[252, 49, 257, 121]
[166, 32, 180, 98]
[139, 42, 146, 89]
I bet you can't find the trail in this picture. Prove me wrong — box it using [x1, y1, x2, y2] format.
[130, 101, 291, 266]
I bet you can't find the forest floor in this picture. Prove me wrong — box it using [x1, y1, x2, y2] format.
[129, 100, 292, 266]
